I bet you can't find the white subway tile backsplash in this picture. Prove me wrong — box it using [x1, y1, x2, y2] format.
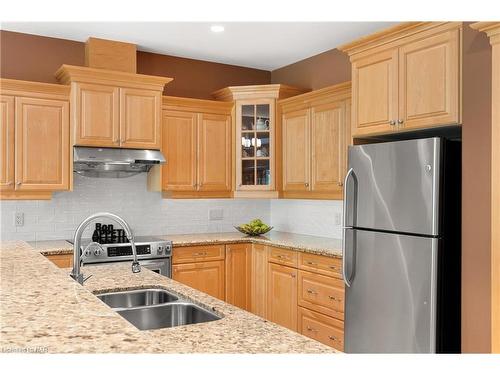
[0, 173, 343, 242]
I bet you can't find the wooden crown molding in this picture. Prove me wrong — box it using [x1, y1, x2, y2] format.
[0, 78, 70, 99]
[278, 81, 351, 109]
[162, 96, 233, 115]
[470, 22, 500, 45]
[339, 22, 463, 55]
[212, 84, 308, 101]
[55, 64, 173, 91]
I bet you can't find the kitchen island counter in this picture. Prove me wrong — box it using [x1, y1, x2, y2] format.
[0, 241, 336, 354]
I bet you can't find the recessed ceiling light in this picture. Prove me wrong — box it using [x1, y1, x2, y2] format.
[210, 25, 225, 33]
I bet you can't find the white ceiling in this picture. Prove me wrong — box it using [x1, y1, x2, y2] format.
[1, 22, 395, 70]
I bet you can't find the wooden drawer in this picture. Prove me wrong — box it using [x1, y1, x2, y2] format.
[268, 246, 298, 267]
[298, 306, 344, 351]
[172, 244, 225, 264]
[298, 270, 344, 320]
[45, 254, 73, 268]
[298, 252, 342, 279]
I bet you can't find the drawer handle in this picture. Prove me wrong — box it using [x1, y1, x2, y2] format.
[277, 254, 289, 260]
[193, 252, 208, 256]
[329, 296, 342, 302]
[306, 326, 319, 333]
[291, 273, 296, 278]
[329, 265, 338, 270]
[307, 289, 318, 294]
[306, 261, 317, 266]
[329, 336, 342, 344]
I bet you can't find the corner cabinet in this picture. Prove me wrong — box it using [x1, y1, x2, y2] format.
[158, 96, 233, 198]
[212, 84, 307, 198]
[279, 83, 351, 199]
[340, 22, 462, 137]
[0, 79, 71, 200]
[56, 64, 171, 150]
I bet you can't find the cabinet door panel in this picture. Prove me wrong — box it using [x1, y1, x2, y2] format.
[251, 244, 268, 318]
[0, 96, 15, 191]
[282, 108, 310, 191]
[225, 244, 251, 310]
[399, 29, 460, 129]
[15, 97, 69, 191]
[198, 113, 231, 191]
[172, 260, 225, 300]
[120, 88, 161, 149]
[75, 83, 119, 147]
[311, 101, 345, 192]
[267, 262, 298, 331]
[352, 49, 398, 136]
[162, 111, 197, 191]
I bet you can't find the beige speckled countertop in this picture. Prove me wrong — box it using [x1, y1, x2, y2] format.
[30, 231, 342, 258]
[0, 240, 336, 354]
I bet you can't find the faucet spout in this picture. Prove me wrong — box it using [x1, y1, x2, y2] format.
[70, 212, 141, 284]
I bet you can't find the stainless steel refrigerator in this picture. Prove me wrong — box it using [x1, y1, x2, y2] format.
[342, 137, 461, 353]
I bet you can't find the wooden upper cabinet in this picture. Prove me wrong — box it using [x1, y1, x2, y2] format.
[0, 96, 15, 191]
[225, 244, 251, 310]
[351, 49, 399, 136]
[119, 88, 161, 149]
[198, 113, 231, 192]
[162, 110, 197, 191]
[74, 82, 119, 147]
[398, 29, 460, 130]
[15, 97, 69, 191]
[282, 108, 310, 192]
[267, 262, 298, 331]
[279, 83, 351, 199]
[341, 22, 462, 137]
[311, 101, 345, 192]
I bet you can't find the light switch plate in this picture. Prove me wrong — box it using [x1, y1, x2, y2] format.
[15, 212, 24, 227]
[209, 209, 223, 221]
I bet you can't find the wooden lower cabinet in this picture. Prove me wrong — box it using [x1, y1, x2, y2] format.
[45, 254, 72, 268]
[267, 262, 298, 331]
[298, 306, 344, 351]
[250, 244, 268, 318]
[298, 269, 345, 320]
[225, 243, 251, 310]
[172, 260, 225, 300]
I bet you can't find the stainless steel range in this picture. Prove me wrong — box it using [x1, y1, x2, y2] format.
[70, 235, 172, 277]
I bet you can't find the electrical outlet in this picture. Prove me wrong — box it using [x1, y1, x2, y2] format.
[209, 208, 223, 221]
[334, 212, 342, 226]
[14, 212, 24, 227]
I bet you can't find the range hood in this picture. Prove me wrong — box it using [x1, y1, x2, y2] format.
[74, 146, 166, 178]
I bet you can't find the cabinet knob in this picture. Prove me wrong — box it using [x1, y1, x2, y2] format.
[16, 182, 21, 186]
[305, 182, 309, 187]
[398, 119, 404, 125]
[307, 326, 319, 333]
[337, 182, 343, 187]
[389, 120, 396, 126]
[307, 289, 318, 295]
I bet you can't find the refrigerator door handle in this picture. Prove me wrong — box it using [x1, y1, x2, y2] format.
[342, 167, 357, 287]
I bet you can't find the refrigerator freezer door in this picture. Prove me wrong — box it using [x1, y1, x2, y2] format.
[343, 229, 438, 353]
[346, 137, 441, 236]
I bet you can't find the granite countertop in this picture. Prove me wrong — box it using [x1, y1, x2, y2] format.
[0, 241, 336, 354]
[30, 231, 342, 258]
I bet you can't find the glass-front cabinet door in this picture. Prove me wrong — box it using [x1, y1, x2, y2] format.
[236, 99, 275, 191]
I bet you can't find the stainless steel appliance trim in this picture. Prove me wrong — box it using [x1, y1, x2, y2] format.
[342, 167, 355, 288]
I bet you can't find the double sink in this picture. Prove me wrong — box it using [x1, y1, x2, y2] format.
[96, 288, 221, 330]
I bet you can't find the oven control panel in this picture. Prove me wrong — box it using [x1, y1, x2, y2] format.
[81, 240, 172, 263]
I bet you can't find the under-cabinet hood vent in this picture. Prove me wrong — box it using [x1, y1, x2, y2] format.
[73, 146, 166, 178]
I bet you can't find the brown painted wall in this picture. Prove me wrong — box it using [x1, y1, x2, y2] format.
[270, 48, 351, 89]
[0, 30, 270, 99]
[461, 23, 492, 353]
[136, 51, 270, 99]
[0, 30, 85, 84]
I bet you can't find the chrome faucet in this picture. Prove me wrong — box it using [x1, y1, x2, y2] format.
[70, 212, 141, 284]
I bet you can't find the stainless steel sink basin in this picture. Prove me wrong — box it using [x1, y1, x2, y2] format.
[96, 288, 178, 308]
[116, 302, 220, 330]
